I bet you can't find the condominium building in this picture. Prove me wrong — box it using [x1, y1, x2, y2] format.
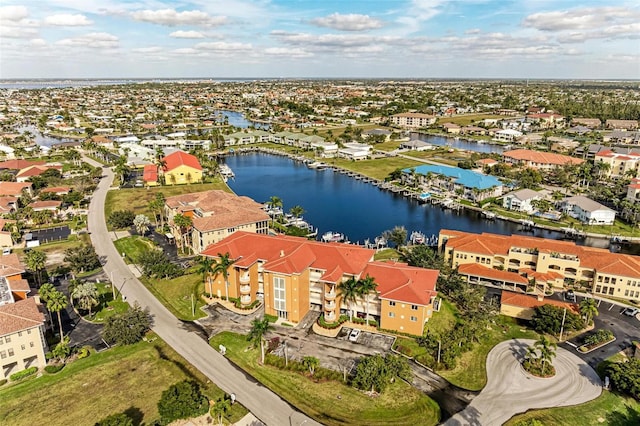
[390, 113, 437, 129]
[165, 190, 269, 254]
[594, 150, 640, 179]
[439, 229, 640, 302]
[503, 149, 583, 171]
[202, 232, 439, 336]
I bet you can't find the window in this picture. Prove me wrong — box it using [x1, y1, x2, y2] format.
[388, 312, 395, 318]
[411, 305, 418, 311]
[389, 301, 396, 307]
[273, 276, 286, 314]
[18, 332, 22, 337]
[5, 336, 10, 343]
[8, 348, 14, 356]
[27, 329, 31, 335]
[595, 285, 601, 293]
[0, 350, 5, 359]
[410, 316, 417, 322]
[30, 342, 34, 348]
[21, 345, 25, 350]
[609, 287, 615, 295]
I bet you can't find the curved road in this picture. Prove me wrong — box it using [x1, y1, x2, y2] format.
[86, 159, 318, 426]
[445, 339, 602, 426]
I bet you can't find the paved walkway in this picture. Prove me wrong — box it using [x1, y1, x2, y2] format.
[445, 339, 602, 426]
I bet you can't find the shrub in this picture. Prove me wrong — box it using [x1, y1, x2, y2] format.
[10, 366, 38, 381]
[107, 210, 135, 229]
[317, 314, 348, 329]
[95, 412, 134, 426]
[0, 379, 7, 387]
[76, 346, 92, 359]
[264, 314, 278, 323]
[103, 303, 152, 345]
[44, 364, 65, 374]
[157, 380, 209, 425]
[583, 329, 614, 347]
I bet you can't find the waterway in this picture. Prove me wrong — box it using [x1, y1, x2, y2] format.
[224, 152, 619, 251]
[413, 132, 506, 154]
[216, 110, 270, 130]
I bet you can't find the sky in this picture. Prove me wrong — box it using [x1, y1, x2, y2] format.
[0, 0, 638, 79]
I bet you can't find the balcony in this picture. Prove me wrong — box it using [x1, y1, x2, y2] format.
[325, 312, 336, 322]
[240, 284, 251, 294]
[240, 295, 251, 304]
[325, 300, 336, 310]
[325, 292, 336, 300]
[239, 274, 250, 284]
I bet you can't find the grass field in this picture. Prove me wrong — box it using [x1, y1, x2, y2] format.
[0, 335, 248, 426]
[113, 235, 157, 263]
[90, 282, 129, 322]
[505, 390, 640, 425]
[328, 157, 423, 181]
[438, 114, 506, 126]
[210, 331, 440, 426]
[140, 272, 207, 321]
[373, 248, 400, 261]
[105, 181, 230, 218]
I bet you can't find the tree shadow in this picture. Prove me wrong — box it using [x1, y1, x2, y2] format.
[445, 404, 482, 426]
[153, 345, 198, 382]
[508, 339, 527, 362]
[605, 403, 640, 426]
[578, 363, 602, 387]
[123, 406, 144, 426]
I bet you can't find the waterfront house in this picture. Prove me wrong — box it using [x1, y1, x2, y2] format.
[502, 189, 544, 213]
[439, 229, 640, 301]
[400, 139, 434, 151]
[595, 149, 640, 178]
[442, 123, 461, 134]
[164, 190, 269, 254]
[403, 165, 503, 202]
[390, 113, 437, 129]
[162, 150, 203, 185]
[560, 196, 616, 225]
[493, 129, 523, 142]
[503, 149, 583, 170]
[309, 141, 338, 157]
[338, 142, 371, 161]
[201, 232, 438, 336]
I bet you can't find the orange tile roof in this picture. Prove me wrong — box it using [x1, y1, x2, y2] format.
[40, 186, 70, 194]
[0, 182, 32, 196]
[163, 150, 202, 172]
[0, 253, 25, 277]
[363, 261, 438, 306]
[143, 164, 158, 182]
[28, 200, 62, 210]
[458, 263, 528, 284]
[0, 159, 46, 170]
[10, 279, 30, 293]
[503, 149, 583, 166]
[500, 291, 579, 314]
[0, 297, 45, 336]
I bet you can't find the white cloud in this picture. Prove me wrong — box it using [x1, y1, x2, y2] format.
[0, 5, 29, 21]
[264, 47, 313, 58]
[131, 9, 227, 27]
[311, 13, 384, 31]
[0, 26, 38, 39]
[397, 0, 445, 34]
[132, 46, 164, 54]
[523, 7, 637, 32]
[44, 13, 93, 26]
[194, 41, 252, 52]
[169, 30, 206, 39]
[0, 5, 39, 38]
[56, 32, 119, 49]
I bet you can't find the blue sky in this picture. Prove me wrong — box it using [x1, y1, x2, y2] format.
[0, 0, 638, 79]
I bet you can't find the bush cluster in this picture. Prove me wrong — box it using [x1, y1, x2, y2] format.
[10, 366, 38, 381]
[44, 364, 65, 374]
[264, 354, 343, 382]
[583, 329, 614, 347]
[317, 314, 348, 329]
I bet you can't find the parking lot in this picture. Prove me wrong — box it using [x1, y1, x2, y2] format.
[337, 327, 395, 351]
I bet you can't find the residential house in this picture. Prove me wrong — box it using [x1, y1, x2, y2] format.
[143, 164, 159, 186]
[403, 165, 503, 202]
[503, 149, 583, 171]
[363, 129, 392, 141]
[606, 120, 639, 131]
[201, 232, 438, 336]
[526, 113, 565, 129]
[571, 118, 601, 129]
[595, 149, 640, 178]
[0, 197, 18, 215]
[499, 292, 579, 320]
[164, 190, 269, 254]
[493, 129, 523, 142]
[40, 186, 70, 196]
[560, 196, 616, 225]
[502, 189, 544, 213]
[0, 182, 32, 197]
[162, 150, 203, 185]
[438, 229, 640, 301]
[400, 139, 434, 151]
[337, 142, 371, 161]
[442, 123, 461, 134]
[0, 218, 14, 248]
[603, 131, 640, 145]
[28, 200, 62, 213]
[390, 113, 437, 129]
[626, 179, 640, 203]
[0, 159, 46, 171]
[16, 165, 63, 183]
[309, 141, 338, 157]
[476, 158, 499, 169]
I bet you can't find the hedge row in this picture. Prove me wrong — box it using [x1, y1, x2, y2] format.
[10, 366, 38, 381]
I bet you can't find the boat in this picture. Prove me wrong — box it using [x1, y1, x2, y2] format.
[219, 164, 235, 179]
[520, 219, 535, 228]
[410, 231, 426, 245]
[321, 231, 346, 243]
[481, 211, 496, 220]
[418, 193, 431, 202]
[307, 161, 327, 170]
[441, 199, 454, 209]
[374, 235, 387, 248]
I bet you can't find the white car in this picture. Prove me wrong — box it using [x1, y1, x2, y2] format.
[348, 328, 361, 342]
[623, 307, 639, 317]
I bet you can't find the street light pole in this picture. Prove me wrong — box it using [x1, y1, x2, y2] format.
[559, 307, 567, 342]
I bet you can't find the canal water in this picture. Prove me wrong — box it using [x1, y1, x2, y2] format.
[224, 152, 614, 250]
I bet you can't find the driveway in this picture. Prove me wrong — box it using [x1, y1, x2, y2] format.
[445, 339, 602, 426]
[57, 275, 106, 350]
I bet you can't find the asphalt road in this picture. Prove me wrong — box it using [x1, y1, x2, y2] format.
[85, 158, 318, 426]
[445, 339, 602, 426]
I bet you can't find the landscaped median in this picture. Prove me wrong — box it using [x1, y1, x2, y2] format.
[210, 331, 440, 426]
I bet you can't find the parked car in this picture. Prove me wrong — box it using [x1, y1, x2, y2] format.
[623, 307, 639, 317]
[348, 328, 361, 342]
[565, 290, 576, 302]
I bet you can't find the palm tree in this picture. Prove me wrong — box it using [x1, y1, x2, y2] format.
[213, 398, 231, 426]
[289, 205, 304, 219]
[357, 274, 378, 324]
[133, 214, 151, 235]
[71, 282, 99, 317]
[247, 316, 273, 364]
[47, 289, 68, 339]
[533, 336, 557, 375]
[579, 298, 599, 326]
[25, 249, 47, 287]
[114, 158, 130, 185]
[173, 214, 192, 253]
[212, 252, 235, 302]
[267, 195, 283, 224]
[338, 276, 359, 322]
[38, 283, 56, 328]
[197, 256, 215, 298]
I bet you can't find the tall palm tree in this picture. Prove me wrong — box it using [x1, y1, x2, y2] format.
[357, 275, 378, 324]
[289, 205, 304, 219]
[197, 256, 215, 298]
[47, 290, 68, 339]
[212, 252, 235, 302]
[268, 195, 283, 224]
[533, 336, 557, 375]
[71, 282, 99, 317]
[25, 249, 47, 287]
[579, 298, 599, 326]
[337, 276, 359, 322]
[38, 283, 55, 328]
[213, 398, 231, 426]
[173, 214, 192, 253]
[248, 316, 273, 364]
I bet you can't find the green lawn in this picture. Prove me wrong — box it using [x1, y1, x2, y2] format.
[438, 114, 506, 126]
[506, 390, 640, 425]
[140, 273, 206, 320]
[373, 248, 400, 261]
[328, 157, 423, 181]
[105, 181, 230, 218]
[210, 332, 440, 426]
[0, 335, 248, 426]
[439, 316, 539, 390]
[89, 282, 129, 322]
[113, 235, 158, 263]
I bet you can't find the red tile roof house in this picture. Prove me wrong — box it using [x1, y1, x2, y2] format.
[161, 151, 203, 185]
[0, 159, 46, 171]
[40, 186, 71, 196]
[500, 291, 579, 320]
[143, 164, 159, 186]
[15, 165, 63, 183]
[0, 182, 32, 197]
[503, 149, 583, 171]
[28, 200, 62, 212]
